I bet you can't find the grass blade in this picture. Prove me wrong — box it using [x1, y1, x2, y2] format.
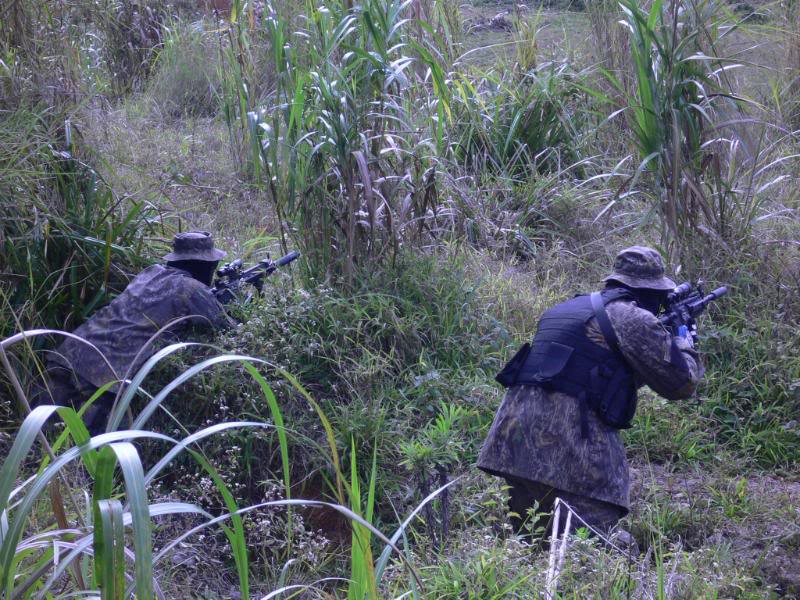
[95, 499, 125, 600]
[105, 443, 152, 599]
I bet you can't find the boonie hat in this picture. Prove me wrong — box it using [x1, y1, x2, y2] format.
[163, 231, 227, 262]
[604, 246, 676, 291]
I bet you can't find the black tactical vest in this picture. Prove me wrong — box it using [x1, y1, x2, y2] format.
[495, 288, 637, 433]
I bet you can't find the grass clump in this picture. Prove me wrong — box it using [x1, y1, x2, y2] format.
[595, 0, 788, 261]
[143, 252, 520, 546]
[0, 109, 159, 338]
[147, 22, 222, 118]
[450, 61, 587, 178]
[95, 0, 168, 95]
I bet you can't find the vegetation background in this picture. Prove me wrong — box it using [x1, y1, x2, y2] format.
[0, 0, 798, 597]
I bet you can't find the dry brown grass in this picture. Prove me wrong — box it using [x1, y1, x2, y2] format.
[787, 1, 800, 128]
[79, 105, 272, 247]
[586, 0, 632, 99]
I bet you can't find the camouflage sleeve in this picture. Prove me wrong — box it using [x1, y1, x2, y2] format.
[603, 300, 703, 400]
[183, 285, 233, 330]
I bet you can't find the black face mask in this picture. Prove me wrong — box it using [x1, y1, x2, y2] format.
[605, 282, 667, 315]
[631, 288, 668, 316]
[167, 260, 219, 287]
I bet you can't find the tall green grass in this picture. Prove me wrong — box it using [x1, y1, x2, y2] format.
[599, 0, 772, 259]
[218, 0, 453, 284]
[146, 21, 222, 118]
[0, 0, 170, 108]
[0, 2, 78, 109]
[449, 61, 585, 179]
[1, 328, 458, 598]
[0, 110, 159, 341]
[786, 0, 800, 129]
[94, 0, 167, 95]
[219, 0, 587, 284]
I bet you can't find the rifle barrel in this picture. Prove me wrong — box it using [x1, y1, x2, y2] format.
[276, 251, 301, 267]
[705, 286, 728, 301]
[238, 251, 301, 279]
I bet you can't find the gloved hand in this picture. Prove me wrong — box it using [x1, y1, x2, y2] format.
[677, 323, 696, 348]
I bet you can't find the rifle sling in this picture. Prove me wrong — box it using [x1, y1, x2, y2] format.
[589, 292, 622, 356]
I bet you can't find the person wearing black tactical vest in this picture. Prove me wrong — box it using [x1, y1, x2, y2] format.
[477, 246, 703, 545]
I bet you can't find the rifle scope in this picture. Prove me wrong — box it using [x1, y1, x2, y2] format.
[667, 282, 693, 304]
[703, 286, 728, 303]
[217, 259, 244, 278]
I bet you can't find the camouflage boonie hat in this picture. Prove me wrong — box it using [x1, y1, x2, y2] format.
[163, 231, 227, 262]
[604, 246, 676, 291]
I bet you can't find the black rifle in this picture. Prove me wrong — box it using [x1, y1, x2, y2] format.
[659, 281, 728, 340]
[212, 250, 300, 304]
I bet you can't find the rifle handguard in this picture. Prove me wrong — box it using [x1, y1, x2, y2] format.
[659, 284, 728, 332]
[212, 250, 301, 302]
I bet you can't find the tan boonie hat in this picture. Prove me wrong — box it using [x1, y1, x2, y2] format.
[163, 231, 227, 262]
[604, 246, 676, 291]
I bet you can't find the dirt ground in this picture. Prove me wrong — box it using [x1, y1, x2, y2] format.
[630, 462, 800, 596]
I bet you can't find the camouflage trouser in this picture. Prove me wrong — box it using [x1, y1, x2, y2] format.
[505, 476, 624, 541]
[31, 367, 116, 435]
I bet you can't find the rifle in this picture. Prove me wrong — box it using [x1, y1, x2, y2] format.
[212, 250, 300, 304]
[659, 281, 728, 341]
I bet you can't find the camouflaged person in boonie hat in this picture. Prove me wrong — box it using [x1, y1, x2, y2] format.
[163, 231, 227, 262]
[603, 246, 676, 291]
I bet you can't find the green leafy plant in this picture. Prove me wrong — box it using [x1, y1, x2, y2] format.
[400, 402, 472, 548]
[709, 477, 752, 520]
[449, 60, 585, 179]
[602, 0, 755, 258]
[0, 110, 159, 339]
[347, 440, 378, 600]
[220, 0, 452, 284]
[0, 328, 454, 599]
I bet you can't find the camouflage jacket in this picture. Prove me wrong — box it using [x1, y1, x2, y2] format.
[477, 296, 703, 511]
[48, 265, 228, 390]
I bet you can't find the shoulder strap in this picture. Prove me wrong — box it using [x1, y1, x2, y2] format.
[590, 291, 622, 355]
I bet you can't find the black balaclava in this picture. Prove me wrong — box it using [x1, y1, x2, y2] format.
[167, 260, 219, 287]
[605, 281, 668, 316]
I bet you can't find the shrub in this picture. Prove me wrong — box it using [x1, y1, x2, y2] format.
[222, 252, 508, 396]
[449, 61, 586, 179]
[0, 109, 160, 338]
[147, 22, 222, 118]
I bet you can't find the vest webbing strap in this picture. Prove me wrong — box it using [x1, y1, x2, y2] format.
[590, 292, 622, 355]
